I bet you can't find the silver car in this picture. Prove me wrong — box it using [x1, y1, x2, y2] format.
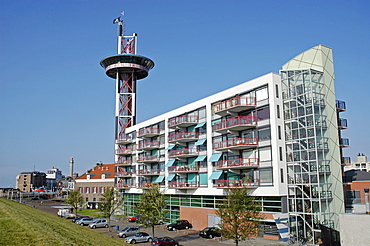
[76, 217, 94, 226]
[89, 219, 108, 229]
[117, 226, 140, 238]
[125, 232, 152, 244]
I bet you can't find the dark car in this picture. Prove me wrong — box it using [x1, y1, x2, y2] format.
[199, 227, 221, 238]
[151, 237, 179, 246]
[127, 215, 141, 223]
[166, 220, 192, 231]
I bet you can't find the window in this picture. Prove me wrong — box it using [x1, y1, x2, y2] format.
[277, 105, 280, 118]
[258, 128, 271, 141]
[280, 168, 284, 183]
[259, 146, 272, 162]
[257, 106, 270, 121]
[256, 86, 268, 101]
[279, 147, 283, 161]
[275, 84, 279, 98]
[278, 126, 281, 140]
[259, 168, 273, 183]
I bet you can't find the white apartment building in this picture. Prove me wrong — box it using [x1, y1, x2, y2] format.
[344, 154, 370, 172]
[111, 45, 346, 244]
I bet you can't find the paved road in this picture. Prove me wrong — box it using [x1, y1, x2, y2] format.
[29, 200, 287, 246]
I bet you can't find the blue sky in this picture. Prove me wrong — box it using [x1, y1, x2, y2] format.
[1, 0, 369, 187]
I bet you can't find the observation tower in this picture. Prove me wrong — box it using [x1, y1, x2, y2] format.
[100, 15, 154, 163]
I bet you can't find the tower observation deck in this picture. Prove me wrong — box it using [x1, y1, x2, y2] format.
[100, 15, 154, 164]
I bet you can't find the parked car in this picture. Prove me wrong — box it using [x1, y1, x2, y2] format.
[166, 220, 192, 231]
[127, 215, 141, 223]
[199, 227, 221, 238]
[72, 216, 89, 223]
[89, 219, 108, 229]
[125, 232, 152, 244]
[151, 237, 179, 246]
[76, 217, 94, 226]
[117, 226, 140, 238]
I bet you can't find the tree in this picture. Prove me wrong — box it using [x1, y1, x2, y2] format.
[135, 184, 167, 236]
[100, 187, 124, 231]
[216, 187, 262, 246]
[65, 190, 83, 214]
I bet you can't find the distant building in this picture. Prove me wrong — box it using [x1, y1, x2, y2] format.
[344, 153, 370, 172]
[45, 167, 64, 191]
[343, 169, 370, 212]
[75, 163, 114, 209]
[15, 171, 46, 192]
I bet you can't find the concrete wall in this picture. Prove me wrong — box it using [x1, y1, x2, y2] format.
[339, 213, 370, 246]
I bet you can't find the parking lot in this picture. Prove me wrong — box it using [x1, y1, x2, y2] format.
[31, 200, 287, 246]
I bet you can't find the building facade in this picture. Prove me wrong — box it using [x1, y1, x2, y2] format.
[45, 167, 64, 191]
[108, 45, 345, 244]
[343, 169, 370, 212]
[15, 171, 46, 192]
[344, 154, 370, 172]
[75, 163, 115, 209]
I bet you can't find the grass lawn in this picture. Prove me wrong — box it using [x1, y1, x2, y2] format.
[0, 198, 128, 246]
[76, 208, 104, 217]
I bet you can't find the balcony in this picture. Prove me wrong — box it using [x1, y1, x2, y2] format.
[115, 171, 132, 177]
[138, 169, 161, 176]
[138, 127, 161, 138]
[340, 138, 350, 148]
[168, 131, 199, 143]
[213, 116, 257, 134]
[115, 182, 135, 189]
[115, 136, 133, 145]
[137, 140, 160, 150]
[214, 158, 259, 170]
[115, 147, 133, 156]
[338, 118, 348, 129]
[137, 182, 157, 189]
[214, 137, 258, 151]
[168, 115, 198, 128]
[214, 179, 260, 188]
[341, 157, 351, 165]
[137, 155, 160, 163]
[168, 148, 199, 158]
[168, 181, 200, 189]
[310, 164, 330, 173]
[213, 96, 256, 116]
[312, 190, 332, 199]
[115, 160, 132, 166]
[168, 164, 200, 173]
[336, 100, 346, 112]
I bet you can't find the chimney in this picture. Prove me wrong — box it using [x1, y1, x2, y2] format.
[69, 157, 74, 178]
[365, 188, 370, 214]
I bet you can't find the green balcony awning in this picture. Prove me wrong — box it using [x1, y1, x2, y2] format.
[165, 145, 176, 150]
[209, 153, 222, 162]
[153, 175, 165, 183]
[194, 122, 206, 128]
[209, 171, 223, 180]
[194, 155, 207, 162]
[165, 160, 176, 167]
[166, 174, 176, 181]
[195, 138, 207, 146]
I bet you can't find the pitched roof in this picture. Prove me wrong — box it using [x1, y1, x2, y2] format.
[344, 170, 370, 182]
[77, 164, 115, 180]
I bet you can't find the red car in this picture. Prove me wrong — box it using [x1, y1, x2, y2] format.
[127, 215, 141, 222]
[151, 237, 179, 246]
